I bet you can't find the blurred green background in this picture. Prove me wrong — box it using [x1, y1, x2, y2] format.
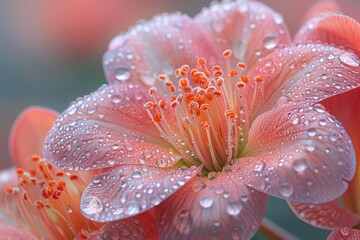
[1, 0, 359, 239]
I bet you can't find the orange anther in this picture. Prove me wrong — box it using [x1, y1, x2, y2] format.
[241, 75, 249, 83]
[148, 87, 157, 96]
[55, 170, 65, 177]
[222, 49, 232, 58]
[6, 186, 13, 193]
[34, 200, 45, 209]
[212, 65, 221, 72]
[52, 190, 62, 199]
[179, 78, 189, 88]
[175, 68, 180, 75]
[153, 112, 163, 123]
[29, 169, 36, 177]
[31, 155, 40, 162]
[217, 78, 224, 87]
[213, 70, 223, 78]
[159, 100, 166, 109]
[157, 74, 167, 81]
[205, 93, 213, 101]
[16, 168, 24, 175]
[225, 110, 237, 119]
[198, 58, 206, 67]
[29, 177, 37, 185]
[229, 69, 238, 77]
[237, 62, 247, 69]
[69, 174, 79, 181]
[200, 121, 210, 129]
[144, 101, 155, 109]
[22, 191, 28, 200]
[180, 65, 190, 73]
[236, 82, 246, 89]
[200, 104, 210, 111]
[170, 101, 178, 108]
[255, 75, 263, 83]
[190, 69, 198, 77]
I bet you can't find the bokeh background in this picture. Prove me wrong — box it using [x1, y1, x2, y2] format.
[1, 0, 359, 239]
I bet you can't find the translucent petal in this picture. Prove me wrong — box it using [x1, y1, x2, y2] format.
[289, 200, 360, 229]
[156, 172, 267, 240]
[104, 14, 217, 87]
[195, 0, 290, 68]
[80, 165, 201, 222]
[43, 83, 181, 170]
[233, 102, 355, 203]
[9, 107, 58, 170]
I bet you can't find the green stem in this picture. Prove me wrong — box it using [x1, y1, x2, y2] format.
[259, 217, 300, 240]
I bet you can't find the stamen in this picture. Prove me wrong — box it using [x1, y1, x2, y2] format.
[144, 56, 262, 173]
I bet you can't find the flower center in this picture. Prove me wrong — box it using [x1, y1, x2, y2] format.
[6, 155, 98, 239]
[144, 49, 263, 172]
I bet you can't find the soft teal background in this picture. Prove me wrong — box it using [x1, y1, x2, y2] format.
[2, 0, 358, 239]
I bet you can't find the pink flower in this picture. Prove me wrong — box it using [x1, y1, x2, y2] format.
[41, 0, 360, 239]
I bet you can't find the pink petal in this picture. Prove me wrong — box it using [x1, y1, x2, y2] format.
[295, 14, 360, 57]
[80, 165, 201, 222]
[155, 172, 267, 240]
[289, 200, 360, 229]
[0, 224, 37, 240]
[321, 87, 360, 214]
[302, 0, 340, 24]
[247, 43, 360, 117]
[43, 83, 181, 170]
[232, 102, 355, 203]
[195, 0, 290, 68]
[327, 227, 360, 240]
[85, 212, 159, 239]
[9, 107, 58, 170]
[103, 14, 217, 87]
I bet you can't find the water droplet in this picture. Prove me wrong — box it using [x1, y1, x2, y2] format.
[115, 67, 131, 81]
[305, 141, 316, 152]
[150, 195, 161, 206]
[111, 95, 122, 104]
[125, 200, 140, 215]
[226, 201, 242, 216]
[307, 128, 317, 137]
[157, 158, 167, 168]
[279, 183, 293, 197]
[329, 133, 338, 141]
[199, 196, 214, 208]
[254, 161, 266, 172]
[321, 74, 328, 79]
[339, 52, 360, 67]
[173, 209, 192, 234]
[65, 205, 73, 213]
[262, 35, 278, 50]
[293, 158, 308, 173]
[231, 228, 241, 240]
[81, 196, 103, 215]
[193, 181, 206, 192]
[339, 227, 351, 237]
[132, 171, 142, 179]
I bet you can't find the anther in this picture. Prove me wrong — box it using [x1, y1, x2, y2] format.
[255, 75, 263, 83]
[153, 112, 163, 123]
[31, 155, 40, 162]
[236, 82, 246, 89]
[223, 49, 232, 58]
[225, 110, 237, 119]
[69, 174, 79, 181]
[16, 168, 24, 175]
[34, 200, 45, 209]
[198, 58, 206, 67]
[241, 75, 249, 83]
[237, 62, 247, 69]
[157, 74, 167, 81]
[149, 87, 157, 96]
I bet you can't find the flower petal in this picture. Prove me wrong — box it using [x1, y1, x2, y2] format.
[44, 83, 181, 170]
[247, 43, 360, 117]
[289, 200, 360, 229]
[85, 212, 159, 239]
[9, 107, 58, 170]
[321, 88, 360, 214]
[302, 0, 340, 24]
[103, 14, 217, 87]
[327, 227, 360, 240]
[233, 102, 355, 203]
[80, 165, 201, 222]
[155, 172, 267, 240]
[195, 0, 290, 67]
[295, 14, 360, 57]
[0, 224, 37, 240]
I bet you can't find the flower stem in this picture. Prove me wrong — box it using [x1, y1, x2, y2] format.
[259, 217, 300, 240]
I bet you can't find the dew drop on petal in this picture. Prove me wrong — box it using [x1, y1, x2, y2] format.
[199, 196, 214, 208]
[262, 35, 278, 50]
[125, 200, 140, 215]
[81, 196, 104, 215]
[339, 227, 351, 237]
[254, 161, 266, 172]
[279, 183, 293, 198]
[292, 158, 308, 173]
[307, 128, 317, 137]
[339, 52, 360, 67]
[115, 67, 131, 81]
[226, 201, 243, 216]
[173, 209, 192, 234]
